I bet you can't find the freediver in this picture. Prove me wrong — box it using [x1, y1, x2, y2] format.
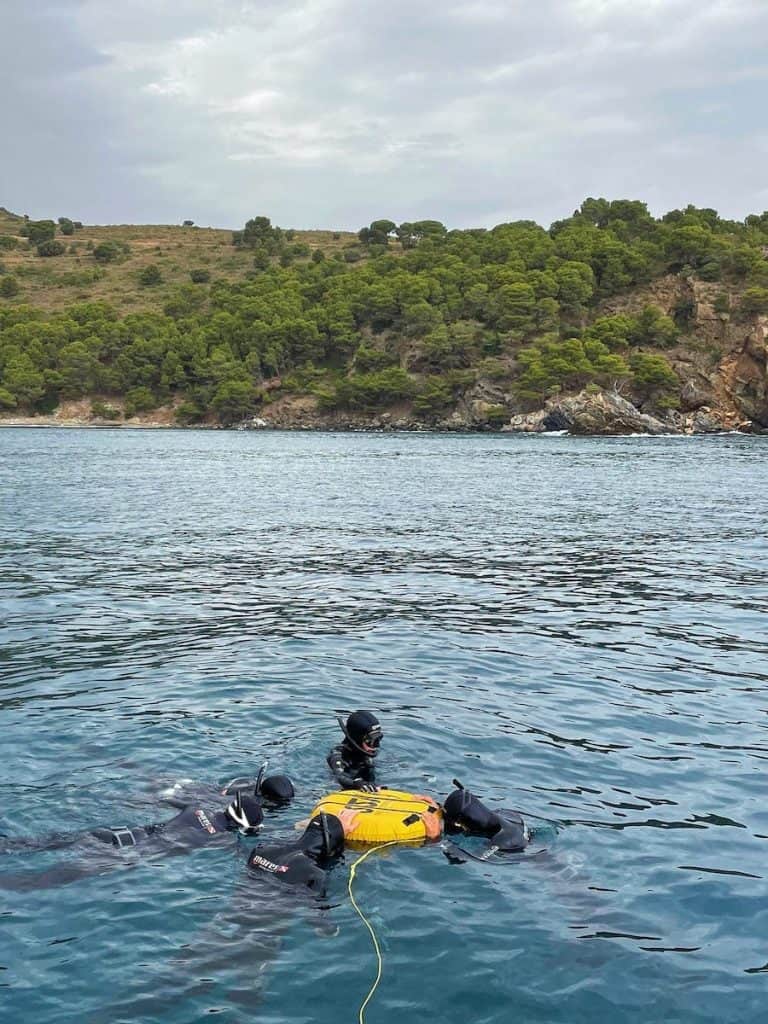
[247, 812, 345, 894]
[441, 780, 530, 857]
[56, 809, 344, 1023]
[327, 710, 382, 791]
[0, 782, 285, 889]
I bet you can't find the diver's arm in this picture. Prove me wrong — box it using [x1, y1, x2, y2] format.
[326, 746, 371, 789]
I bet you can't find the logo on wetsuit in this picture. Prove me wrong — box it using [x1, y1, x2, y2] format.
[195, 810, 218, 834]
[250, 854, 289, 873]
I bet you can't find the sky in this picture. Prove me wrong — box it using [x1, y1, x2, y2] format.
[1, 0, 767, 230]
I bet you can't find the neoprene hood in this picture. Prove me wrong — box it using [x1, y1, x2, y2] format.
[259, 774, 295, 805]
[343, 710, 382, 757]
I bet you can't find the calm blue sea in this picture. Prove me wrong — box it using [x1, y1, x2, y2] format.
[0, 427, 767, 1024]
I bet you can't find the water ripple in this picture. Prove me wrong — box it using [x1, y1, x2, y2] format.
[0, 429, 766, 1023]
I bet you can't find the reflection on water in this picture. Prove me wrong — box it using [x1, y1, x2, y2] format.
[0, 429, 767, 1023]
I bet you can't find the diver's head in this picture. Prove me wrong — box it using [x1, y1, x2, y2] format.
[225, 792, 264, 835]
[299, 812, 345, 864]
[443, 784, 500, 838]
[342, 710, 383, 757]
[258, 774, 295, 806]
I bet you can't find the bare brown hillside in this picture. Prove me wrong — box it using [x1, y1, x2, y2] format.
[0, 210, 357, 314]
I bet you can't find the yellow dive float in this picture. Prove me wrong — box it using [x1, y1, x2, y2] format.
[311, 788, 443, 845]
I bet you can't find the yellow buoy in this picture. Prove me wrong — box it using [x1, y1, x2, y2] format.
[310, 788, 443, 845]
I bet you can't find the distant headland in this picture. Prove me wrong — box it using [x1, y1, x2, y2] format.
[1, 201, 766, 435]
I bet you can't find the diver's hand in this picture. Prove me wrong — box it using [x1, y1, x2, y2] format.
[352, 780, 377, 792]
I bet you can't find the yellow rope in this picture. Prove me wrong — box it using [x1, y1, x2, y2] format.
[348, 841, 400, 1024]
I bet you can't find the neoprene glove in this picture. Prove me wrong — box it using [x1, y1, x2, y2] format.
[353, 780, 377, 792]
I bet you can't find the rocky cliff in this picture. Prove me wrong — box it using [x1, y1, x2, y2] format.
[235, 277, 768, 435]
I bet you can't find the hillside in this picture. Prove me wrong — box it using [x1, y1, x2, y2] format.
[1, 200, 767, 434]
[0, 208, 357, 315]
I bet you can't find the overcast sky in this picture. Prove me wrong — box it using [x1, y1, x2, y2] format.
[2, 0, 767, 230]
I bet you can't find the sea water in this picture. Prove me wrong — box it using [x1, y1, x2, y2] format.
[0, 428, 766, 1023]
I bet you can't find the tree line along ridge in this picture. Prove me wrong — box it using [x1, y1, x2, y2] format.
[0, 198, 767, 425]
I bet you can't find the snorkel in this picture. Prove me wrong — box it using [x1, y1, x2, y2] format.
[300, 812, 344, 864]
[222, 762, 295, 805]
[221, 760, 268, 797]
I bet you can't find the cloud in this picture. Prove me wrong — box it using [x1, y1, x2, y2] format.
[1, 0, 767, 228]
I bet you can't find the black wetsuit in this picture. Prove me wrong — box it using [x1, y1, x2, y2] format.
[0, 803, 235, 856]
[327, 741, 376, 790]
[475, 809, 529, 854]
[0, 801, 246, 890]
[248, 845, 327, 892]
[443, 787, 530, 855]
[247, 813, 344, 894]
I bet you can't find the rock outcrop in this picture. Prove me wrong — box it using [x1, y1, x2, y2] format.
[506, 390, 671, 435]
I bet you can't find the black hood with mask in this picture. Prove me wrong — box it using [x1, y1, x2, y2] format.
[298, 813, 345, 864]
[340, 710, 382, 758]
[224, 792, 264, 834]
[443, 787, 502, 837]
[443, 784, 529, 852]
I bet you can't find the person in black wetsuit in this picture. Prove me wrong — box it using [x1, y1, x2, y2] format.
[442, 781, 530, 855]
[97, 811, 346, 1022]
[327, 710, 382, 791]
[0, 791, 268, 889]
[247, 812, 345, 894]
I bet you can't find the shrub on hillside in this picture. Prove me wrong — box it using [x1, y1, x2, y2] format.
[317, 367, 415, 410]
[629, 352, 678, 389]
[93, 241, 123, 263]
[0, 387, 17, 409]
[26, 220, 56, 245]
[189, 268, 211, 284]
[36, 240, 66, 257]
[163, 285, 206, 318]
[0, 275, 20, 298]
[412, 376, 454, 415]
[91, 400, 121, 420]
[253, 247, 271, 271]
[124, 386, 157, 417]
[353, 344, 398, 373]
[233, 216, 284, 253]
[211, 379, 256, 425]
[0, 235, 18, 251]
[630, 306, 679, 347]
[740, 287, 768, 317]
[515, 335, 630, 402]
[175, 400, 205, 424]
[138, 264, 163, 286]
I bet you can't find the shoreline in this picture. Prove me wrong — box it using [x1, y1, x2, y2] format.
[0, 417, 758, 438]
